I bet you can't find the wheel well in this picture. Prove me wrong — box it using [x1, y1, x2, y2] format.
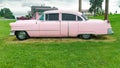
[77, 34, 94, 36]
[15, 31, 30, 37]
[77, 34, 81, 37]
[77, 34, 94, 38]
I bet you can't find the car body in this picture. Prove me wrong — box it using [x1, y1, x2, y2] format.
[10, 10, 113, 40]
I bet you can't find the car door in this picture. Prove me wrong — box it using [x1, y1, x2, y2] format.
[39, 13, 60, 37]
[61, 13, 79, 37]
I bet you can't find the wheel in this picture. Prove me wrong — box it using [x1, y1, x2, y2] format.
[79, 34, 92, 39]
[15, 31, 29, 40]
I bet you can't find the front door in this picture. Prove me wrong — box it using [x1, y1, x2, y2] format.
[39, 13, 60, 37]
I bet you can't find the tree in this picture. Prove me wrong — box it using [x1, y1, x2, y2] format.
[104, 0, 109, 20]
[89, 0, 103, 16]
[0, 9, 4, 17]
[0, 8, 15, 19]
[79, 0, 82, 12]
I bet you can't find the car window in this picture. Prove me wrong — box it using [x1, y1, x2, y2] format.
[81, 14, 88, 20]
[77, 16, 83, 21]
[45, 13, 59, 21]
[62, 13, 76, 21]
[39, 14, 44, 20]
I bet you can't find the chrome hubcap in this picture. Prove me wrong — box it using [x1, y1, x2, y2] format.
[82, 34, 91, 39]
[18, 32, 26, 39]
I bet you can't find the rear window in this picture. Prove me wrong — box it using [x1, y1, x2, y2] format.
[77, 16, 83, 21]
[81, 14, 88, 20]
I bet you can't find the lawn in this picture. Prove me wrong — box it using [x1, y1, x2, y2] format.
[0, 14, 120, 68]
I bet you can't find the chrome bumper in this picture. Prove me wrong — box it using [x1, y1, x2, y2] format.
[107, 28, 114, 34]
[10, 31, 15, 36]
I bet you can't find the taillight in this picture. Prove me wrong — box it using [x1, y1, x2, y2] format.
[107, 20, 110, 23]
[107, 28, 114, 34]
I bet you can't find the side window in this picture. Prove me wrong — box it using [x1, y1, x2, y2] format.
[62, 13, 76, 21]
[77, 16, 83, 21]
[45, 13, 59, 21]
[39, 14, 44, 20]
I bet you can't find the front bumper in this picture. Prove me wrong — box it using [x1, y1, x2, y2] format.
[10, 31, 15, 36]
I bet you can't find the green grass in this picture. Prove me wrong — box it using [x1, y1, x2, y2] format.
[0, 14, 120, 68]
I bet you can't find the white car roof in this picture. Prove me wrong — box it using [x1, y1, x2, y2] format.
[44, 10, 82, 16]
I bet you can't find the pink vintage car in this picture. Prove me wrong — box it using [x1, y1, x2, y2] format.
[10, 10, 113, 40]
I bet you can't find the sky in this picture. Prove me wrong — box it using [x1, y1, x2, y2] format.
[0, 0, 119, 17]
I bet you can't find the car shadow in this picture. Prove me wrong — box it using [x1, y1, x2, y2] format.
[8, 35, 115, 43]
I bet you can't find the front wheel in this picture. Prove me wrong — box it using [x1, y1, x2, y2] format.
[78, 34, 92, 39]
[15, 31, 29, 40]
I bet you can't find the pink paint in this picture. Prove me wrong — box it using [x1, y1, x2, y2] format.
[10, 10, 113, 39]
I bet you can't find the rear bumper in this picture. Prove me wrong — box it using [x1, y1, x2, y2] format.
[107, 28, 114, 35]
[10, 31, 15, 36]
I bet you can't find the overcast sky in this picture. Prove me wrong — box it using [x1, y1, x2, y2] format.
[0, 0, 119, 17]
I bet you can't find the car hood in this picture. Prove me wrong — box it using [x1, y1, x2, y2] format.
[10, 20, 37, 26]
[15, 20, 37, 23]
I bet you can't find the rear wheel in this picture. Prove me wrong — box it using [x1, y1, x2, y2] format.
[15, 31, 29, 40]
[78, 34, 92, 39]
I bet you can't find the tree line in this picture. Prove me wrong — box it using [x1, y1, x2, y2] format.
[89, 0, 104, 16]
[79, 0, 108, 16]
[0, 8, 15, 19]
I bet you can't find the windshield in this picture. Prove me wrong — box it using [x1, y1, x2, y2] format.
[81, 14, 88, 20]
[39, 13, 44, 20]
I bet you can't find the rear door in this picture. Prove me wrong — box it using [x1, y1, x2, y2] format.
[61, 13, 79, 37]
